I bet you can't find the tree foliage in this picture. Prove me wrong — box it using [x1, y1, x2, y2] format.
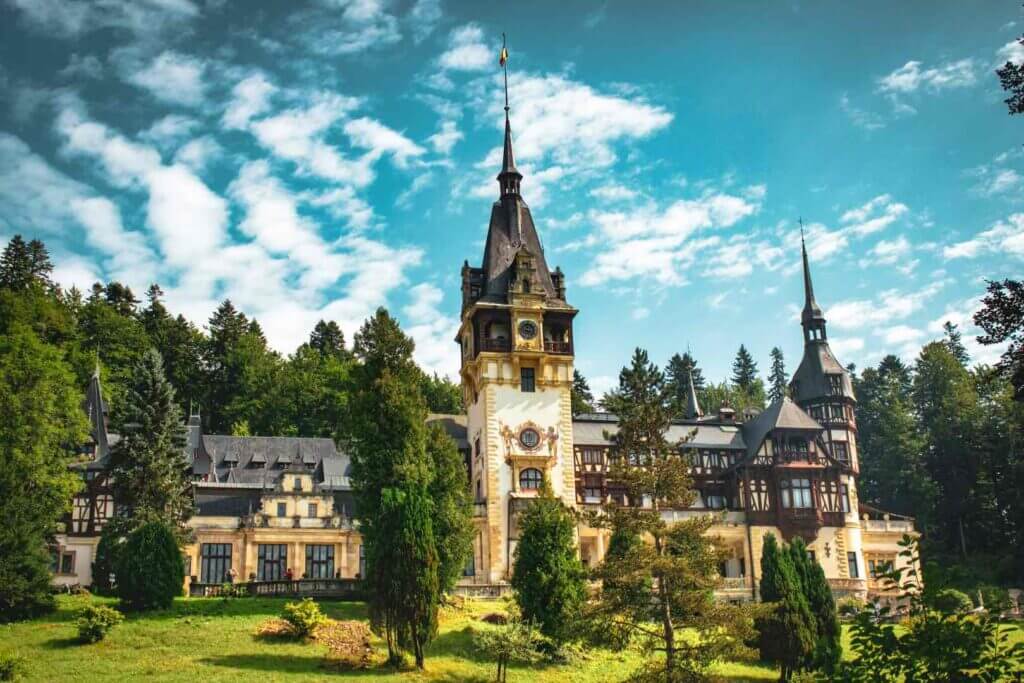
[974, 278, 1024, 402]
[571, 369, 595, 415]
[591, 348, 755, 681]
[115, 520, 184, 611]
[768, 347, 787, 403]
[756, 534, 816, 682]
[511, 483, 587, 645]
[997, 36, 1024, 115]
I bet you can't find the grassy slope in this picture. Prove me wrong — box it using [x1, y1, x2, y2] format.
[0, 595, 784, 682]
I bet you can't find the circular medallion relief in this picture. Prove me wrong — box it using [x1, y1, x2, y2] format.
[518, 427, 541, 450]
[517, 320, 538, 340]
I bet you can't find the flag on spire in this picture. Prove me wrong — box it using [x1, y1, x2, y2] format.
[499, 45, 508, 66]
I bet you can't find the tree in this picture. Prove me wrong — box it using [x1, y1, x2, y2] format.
[591, 348, 754, 680]
[0, 235, 34, 291]
[666, 351, 706, 416]
[419, 371, 462, 414]
[308, 319, 347, 359]
[511, 483, 587, 646]
[756, 534, 816, 682]
[474, 619, 542, 683]
[731, 344, 759, 392]
[141, 285, 205, 414]
[571, 369, 595, 415]
[788, 538, 841, 673]
[345, 308, 441, 668]
[426, 422, 473, 594]
[115, 520, 184, 610]
[942, 321, 969, 366]
[0, 326, 86, 621]
[768, 347, 787, 403]
[108, 349, 192, 535]
[974, 279, 1024, 401]
[997, 36, 1024, 115]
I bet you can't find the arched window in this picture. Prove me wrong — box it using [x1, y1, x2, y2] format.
[519, 468, 543, 491]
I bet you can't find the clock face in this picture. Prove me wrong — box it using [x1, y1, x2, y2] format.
[518, 320, 538, 340]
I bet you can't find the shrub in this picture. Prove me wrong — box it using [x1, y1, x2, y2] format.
[837, 596, 866, 619]
[282, 598, 327, 638]
[0, 653, 25, 681]
[931, 588, 973, 615]
[473, 620, 542, 683]
[115, 521, 184, 611]
[75, 605, 124, 643]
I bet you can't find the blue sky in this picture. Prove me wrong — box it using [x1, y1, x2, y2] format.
[1, 0, 1022, 394]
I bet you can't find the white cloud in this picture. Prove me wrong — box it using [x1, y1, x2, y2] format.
[141, 114, 199, 147]
[70, 196, 158, 284]
[8, 0, 199, 39]
[862, 235, 912, 266]
[927, 298, 1007, 366]
[439, 24, 491, 72]
[343, 117, 426, 167]
[840, 93, 885, 131]
[827, 281, 946, 331]
[222, 72, 277, 130]
[297, 0, 401, 56]
[125, 51, 207, 107]
[876, 324, 924, 346]
[427, 120, 462, 155]
[943, 213, 1024, 260]
[997, 39, 1024, 66]
[589, 184, 639, 202]
[408, 0, 442, 44]
[174, 136, 222, 172]
[840, 194, 908, 236]
[964, 149, 1023, 197]
[578, 187, 763, 287]
[829, 337, 865, 357]
[403, 283, 462, 381]
[877, 59, 978, 94]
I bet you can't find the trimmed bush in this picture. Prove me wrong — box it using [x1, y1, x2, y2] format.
[931, 588, 973, 615]
[75, 605, 124, 643]
[282, 598, 327, 638]
[837, 596, 866, 619]
[0, 653, 25, 681]
[115, 521, 184, 610]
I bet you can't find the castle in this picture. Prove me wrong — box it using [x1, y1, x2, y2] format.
[51, 106, 915, 602]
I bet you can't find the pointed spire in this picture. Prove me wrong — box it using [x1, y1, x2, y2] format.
[684, 367, 703, 419]
[798, 219, 827, 343]
[496, 33, 521, 198]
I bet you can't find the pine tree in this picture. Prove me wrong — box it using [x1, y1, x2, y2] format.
[0, 235, 33, 291]
[419, 372, 462, 414]
[666, 351, 705, 414]
[512, 483, 587, 645]
[768, 347, 787, 403]
[942, 321, 969, 366]
[788, 538, 841, 673]
[591, 348, 754, 679]
[756, 534, 816, 681]
[108, 349, 193, 535]
[346, 308, 444, 668]
[426, 422, 473, 593]
[571, 369, 595, 415]
[308, 319, 347, 359]
[115, 520, 184, 611]
[731, 344, 759, 392]
[0, 328, 86, 621]
[26, 239, 53, 288]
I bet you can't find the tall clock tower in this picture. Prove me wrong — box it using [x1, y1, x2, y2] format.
[458, 109, 578, 583]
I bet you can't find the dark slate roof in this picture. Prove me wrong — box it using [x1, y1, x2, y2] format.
[427, 413, 468, 449]
[480, 197, 562, 303]
[572, 413, 747, 450]
[195, 487, 263, 516]
[800, 234, 826, 327]
[790, 343, 856, 404]
[195, 435, 351, 489]
[83, 369, 110, 459]
[739, 397, 823, 458]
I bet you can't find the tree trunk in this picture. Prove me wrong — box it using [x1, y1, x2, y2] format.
[654, 533, 675, 674]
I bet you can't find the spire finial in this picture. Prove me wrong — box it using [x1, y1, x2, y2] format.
[501, 32, 509, 114]
[685, 366, 703, 419]
[800, 217, 815, 309]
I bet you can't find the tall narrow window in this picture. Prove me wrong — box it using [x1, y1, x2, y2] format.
[520, 367, 535, 393]
[305, 544, 334, 579]
[308, 503, 318, 518]
[847, 551, 860, 578]
[832, 442, 850, 464]
[277, 502, 287, 517]
[841, 484, 851, 513]
[257, 544, 287, 581]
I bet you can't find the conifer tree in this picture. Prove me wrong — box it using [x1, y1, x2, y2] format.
[768, 347, 787, 403]
[788, 538, 841, 673]
[591, 348, 754, 680]
[0, 235, 33, 291]
[571, 369, 595, 415]
[942, 321, 969, 366]
[427, 422, 473, 593]
[756, 534, 815, 681]
[512, 482, 587, 646]
[346, 308, 453, 668]
[666, 351, 705, 414]
[731, 344, 759, 392]
[108, 349, 193, 535]
[974, 279, 1024, 401]
[308, 319, 347, 359]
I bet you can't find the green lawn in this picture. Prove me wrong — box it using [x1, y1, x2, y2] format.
[0, 594, 783, 682]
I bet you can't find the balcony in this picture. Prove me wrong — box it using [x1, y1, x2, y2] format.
[543, 340, 572, 354]
[479, 338, 511, 353]
[864, 518, 914, 533]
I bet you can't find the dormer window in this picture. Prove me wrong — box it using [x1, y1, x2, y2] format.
[827, 375, 843, 396]
[294, 477, 302, 491]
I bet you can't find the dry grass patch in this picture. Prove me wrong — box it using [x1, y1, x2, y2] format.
[316, 620, 377, 670]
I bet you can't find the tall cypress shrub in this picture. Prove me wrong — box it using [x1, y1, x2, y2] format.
[757, 533, 815, 681]
[116, 521, 184, 610]
[788, 538, 841, 673]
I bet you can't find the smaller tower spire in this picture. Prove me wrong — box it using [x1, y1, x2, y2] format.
[684, 367, 703, 419]
[798, 219, 827, 343]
